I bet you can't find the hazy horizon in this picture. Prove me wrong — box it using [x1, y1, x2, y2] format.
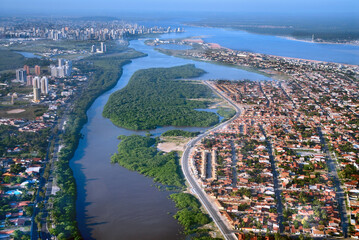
[1, 0, 358, 16]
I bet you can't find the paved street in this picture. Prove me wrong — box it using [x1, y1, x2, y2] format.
[180, 81, 242, 240]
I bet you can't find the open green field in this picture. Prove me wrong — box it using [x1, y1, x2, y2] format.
[0, 105, 47, 120]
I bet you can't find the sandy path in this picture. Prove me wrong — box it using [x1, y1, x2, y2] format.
[7, 109, 26, 114]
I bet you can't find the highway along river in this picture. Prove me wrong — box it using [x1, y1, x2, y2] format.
[71, 22, 359, 239]
[70, 20, 359, 239]
[69, 37, 271, 240]
[70, 17, 359, 239]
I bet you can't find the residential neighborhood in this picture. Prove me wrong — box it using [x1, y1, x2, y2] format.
[185, 48, 359, 238]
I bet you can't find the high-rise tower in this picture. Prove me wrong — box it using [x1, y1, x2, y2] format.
[35, 65, 41, 76]
[40, 76, 48, 95]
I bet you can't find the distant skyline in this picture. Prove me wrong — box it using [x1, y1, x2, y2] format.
[0, 0, 358, 16]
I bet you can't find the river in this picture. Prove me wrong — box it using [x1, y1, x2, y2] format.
[155, 24, 359, 65]
[69, 38, 270, 240]
[70, 24, 358, 240]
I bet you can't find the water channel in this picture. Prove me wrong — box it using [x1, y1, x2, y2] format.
[70, 24, 358, 239]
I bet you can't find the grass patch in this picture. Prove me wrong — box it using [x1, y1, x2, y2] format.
[0, 105, 48, 120]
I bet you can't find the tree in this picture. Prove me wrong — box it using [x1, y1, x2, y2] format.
[5, 218, 11, 227]
[274, 232, 281, 240]
[3, 175, 11, 183]
[12, 230, 30, 240]
[24, 206, 33, 216]
[302, 219, 310, 229]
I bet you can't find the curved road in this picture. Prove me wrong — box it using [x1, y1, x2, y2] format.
[181, 81, 241, 240]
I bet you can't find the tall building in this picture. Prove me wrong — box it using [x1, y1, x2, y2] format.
[57, 67, 65, 78]
[26, 75, 33, 86]
[16, 69, 27, 82]
[58, 58, 64, 67]
[53, 32, 59, 40]
[65, 60, 72, 76]
[40, 76, 48, 95]
[50, 64, 57, 77]
[32, 76, 41, 89]
[33, 86, 40, 102]
[50, 59, 72, 78]
[34, 65, 41, 76]
[101, 42, 106, 52]
[23, 65, 30, 75]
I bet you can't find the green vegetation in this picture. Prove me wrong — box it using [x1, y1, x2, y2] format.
[111, 135, 184, 188]
[48, 48, 145, 239]
[0, 125, 49, 158]
[23, 58, 52, 67]
[12, 230, 30, 240]
[217, 107, 236, 121]
[111, 135, 219, 238]
[170, 193, 212, 236]
[162, 129, 200, 138]
[0, 50, 25, 71]
[0, 72, 16, 83]
[103, 64, 219, 130]
[0, 105, 48, 120]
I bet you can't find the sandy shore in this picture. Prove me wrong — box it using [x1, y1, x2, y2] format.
[157, 136, 193, 153]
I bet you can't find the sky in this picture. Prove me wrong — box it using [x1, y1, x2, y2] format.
[0, 0, 358, 16]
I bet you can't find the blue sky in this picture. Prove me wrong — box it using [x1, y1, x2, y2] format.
[0, 0, 358, 15]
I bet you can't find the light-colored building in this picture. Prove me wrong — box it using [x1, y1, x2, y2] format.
[50, 64, 57, 77]
[58, 58, 64, 67]
[32, 76, 40, 89]
[101, 42, 106, 53]
[16, 69, 27, 82]
[65, 60, 72, 76]
[33, 87, 40, 102]
[50, 59, 72, 78]
[40, 76, 48, 95]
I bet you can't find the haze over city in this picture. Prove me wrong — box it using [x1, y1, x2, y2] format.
[1, 0, 359, 15]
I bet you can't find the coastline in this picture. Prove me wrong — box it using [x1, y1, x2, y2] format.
[279, 35, 359, 46]
[183, 23, 359, 46]
[154, 48, 274, 79]
[154, 39, 359, 69]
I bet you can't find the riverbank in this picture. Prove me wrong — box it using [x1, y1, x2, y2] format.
[154, 47, 276, 80]
[111, 134, 222, 239]
[68, 37, 274, 239]
[48, 48, 146, 239]
[184, 23, 359, 46]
